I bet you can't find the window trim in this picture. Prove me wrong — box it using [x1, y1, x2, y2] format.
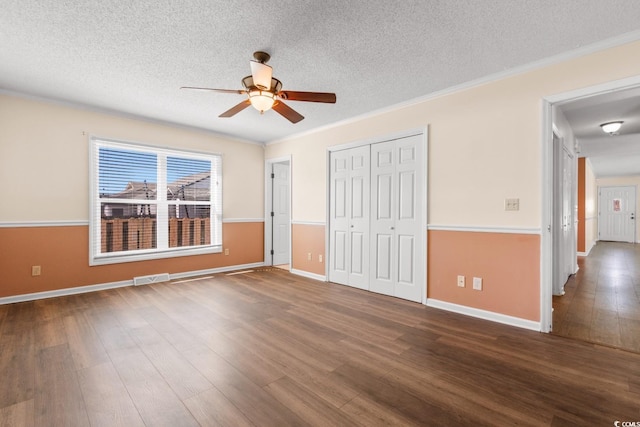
[89, 136, 222, 266]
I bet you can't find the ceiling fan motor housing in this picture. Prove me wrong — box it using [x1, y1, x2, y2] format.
[241, 76, 282, 93]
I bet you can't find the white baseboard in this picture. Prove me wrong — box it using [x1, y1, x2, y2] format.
[290, 268, 326, 282]
[426, 298, 541, 332]
[578, 240, 596, 257]
[0, 280, 133, 305]
[169, 262, 265, 281]
[0, 262, 266, 306]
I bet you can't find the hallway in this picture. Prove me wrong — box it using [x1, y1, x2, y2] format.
[553, 241, 640, 353]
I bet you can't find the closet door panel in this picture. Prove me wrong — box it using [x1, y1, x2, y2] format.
[394, 135, 422, 302]
[397, 234, 415, 284]
[348, 146, 370, 289]
[329, 146, 370, 289]
[370, 142, 396, 296]
[329, 150, 350, 285]
[375, 233, 393, 281]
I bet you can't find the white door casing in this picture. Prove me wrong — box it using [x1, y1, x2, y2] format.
[272, 162, 291, 266]
[599, 185, 636, 243]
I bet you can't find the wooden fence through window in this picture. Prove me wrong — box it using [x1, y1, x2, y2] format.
[101, 218, 210, 253]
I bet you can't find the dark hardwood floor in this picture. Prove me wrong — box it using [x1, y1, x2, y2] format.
[1, 268, 639, 426]
[553, 241, 640, 353]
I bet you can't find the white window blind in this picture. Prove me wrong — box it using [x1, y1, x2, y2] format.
[89, 137, 222, 265]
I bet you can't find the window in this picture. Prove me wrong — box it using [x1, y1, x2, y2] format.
[90, 137, 222, 265]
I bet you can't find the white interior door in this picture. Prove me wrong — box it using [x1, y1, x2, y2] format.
[394, 137, 422, 302]
[552, 134, 574, 295]
[599, 186, 636, 243]
[329, 150, 350, 285]
[329, 147, 370, 289]
[370, 135, 422, 302]
[348, 146, 370, 289]
[370, 142, 395, 296]
[272, 162, 290, 266]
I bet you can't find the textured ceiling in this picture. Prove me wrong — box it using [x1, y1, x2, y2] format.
[2, 1, 640, 144]
[560, 86, 640, 177]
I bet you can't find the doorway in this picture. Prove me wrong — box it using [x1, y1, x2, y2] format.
[265, 158, 291, 269]
[542, 75, 640, 334]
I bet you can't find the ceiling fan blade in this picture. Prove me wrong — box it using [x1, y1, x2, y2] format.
[278, 91, 336, 103]
[181, 86, 244, 94]
[219, 100, 251, 118]
[272, 101, 304, 123]
[250, 61, 272, 90]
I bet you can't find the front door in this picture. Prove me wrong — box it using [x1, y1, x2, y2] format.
[599, 186, 636, 243]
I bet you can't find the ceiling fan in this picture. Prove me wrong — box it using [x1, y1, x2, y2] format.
[181, 51, 336, 124]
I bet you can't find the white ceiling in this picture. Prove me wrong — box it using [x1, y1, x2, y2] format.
[2, 1, 640, 144]
[559, 86, 640, 178]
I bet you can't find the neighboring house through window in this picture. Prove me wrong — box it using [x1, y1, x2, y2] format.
[89, 137, 222, 265]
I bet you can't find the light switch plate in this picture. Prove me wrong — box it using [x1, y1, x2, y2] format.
[473, 277, 483, 290]
[505, 198, 520, 211]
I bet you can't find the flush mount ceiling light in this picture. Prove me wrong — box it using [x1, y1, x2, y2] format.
[600, 121, 623, 135]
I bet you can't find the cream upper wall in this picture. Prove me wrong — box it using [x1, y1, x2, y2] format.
[0, 94, 264, 222]
[596, 174, 640, 242]
[266, 41, 640, 226]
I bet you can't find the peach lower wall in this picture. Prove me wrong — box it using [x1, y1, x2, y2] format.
[428, 230, 540, 322]
[0, 222, 264, 298]
[290, 224, 540, 322]
[291, 223, 326, 276]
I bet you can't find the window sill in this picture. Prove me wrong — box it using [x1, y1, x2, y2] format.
[90, 245, 222, 266]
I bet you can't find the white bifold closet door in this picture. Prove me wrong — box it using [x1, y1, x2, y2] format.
[329, 134, 423, 303]
[370, 136, 422, 302]
[329, 145, 370, 289]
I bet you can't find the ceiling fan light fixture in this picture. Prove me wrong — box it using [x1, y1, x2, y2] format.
[248, 89, 276, 113]
[250, 61, 272, 90]
[600, 121, 623, 135]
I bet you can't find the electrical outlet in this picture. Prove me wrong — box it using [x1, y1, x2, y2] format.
[457, 275, 465, 288]
[319, 254, 323, 263]
[473, 277, 483, 290]
[224, 248, 229, 256]
[31, 265, 41, 276]
[307, 252, 312, 261]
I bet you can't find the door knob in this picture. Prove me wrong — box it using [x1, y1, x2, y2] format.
[390, 226, 395, 230]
